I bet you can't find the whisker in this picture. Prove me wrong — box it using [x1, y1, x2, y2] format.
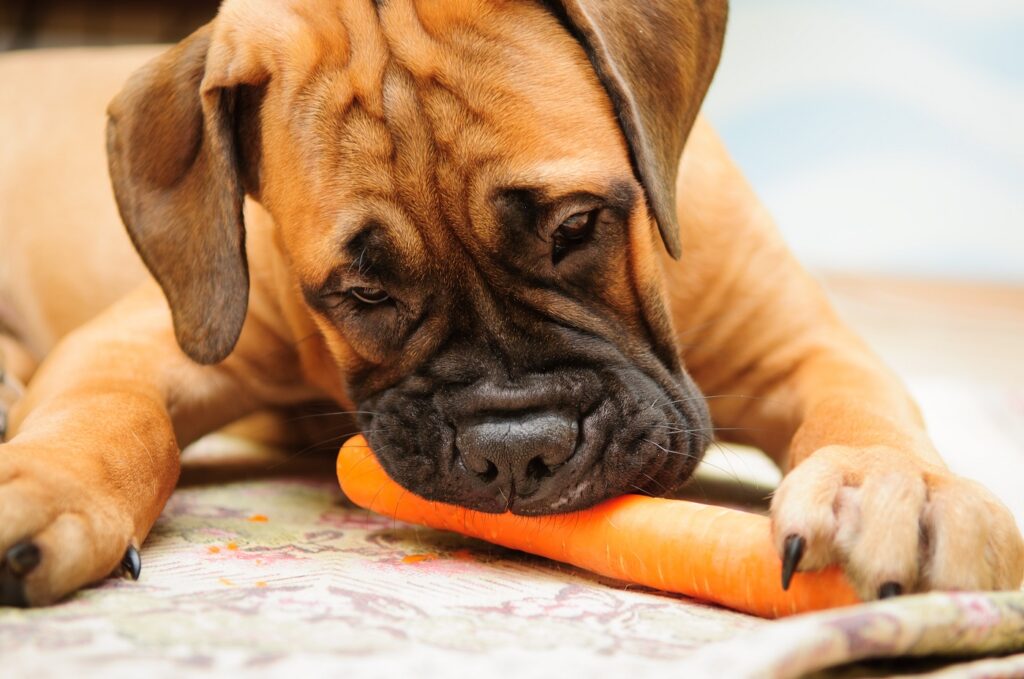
[284, 410, 382, 423]
[649, 424, 759, 435]
[268, 431, 394, 470]
[345, 450, 382, 483]
[706, 439, 754, 493]
[636, 470, 667, 494]
[641, 438, 742, 480]
[654, 394, 765, 408]
[392, 486, 410, 531]
[680, 431, 761, 494]
[365, 476, 390, 514]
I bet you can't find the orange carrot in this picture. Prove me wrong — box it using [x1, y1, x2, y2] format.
[337, 435, 860, 618]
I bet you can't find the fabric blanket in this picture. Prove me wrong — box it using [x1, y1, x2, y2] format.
[1, 378, 1023, 678]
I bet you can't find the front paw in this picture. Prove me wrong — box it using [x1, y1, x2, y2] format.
[0, 445, 140, 606]
[770, 445, 1024, 600]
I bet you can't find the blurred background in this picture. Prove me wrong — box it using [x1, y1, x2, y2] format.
[0, 0, 214, 49]
[703, 0, 1024, 283]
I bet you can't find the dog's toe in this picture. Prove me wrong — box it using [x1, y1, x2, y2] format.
[771, 445, 1024, 601]
[0, 454, 137, 607]
[921, 476, 1024, 591]
[14, 511, 132, 606]
[770, 451, 844, 576]
[836, 470, 928, 599]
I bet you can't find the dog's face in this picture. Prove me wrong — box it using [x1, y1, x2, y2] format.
[106, 0, 727, 514]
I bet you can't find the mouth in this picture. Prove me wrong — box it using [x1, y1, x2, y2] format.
[357, 363, 711, 516]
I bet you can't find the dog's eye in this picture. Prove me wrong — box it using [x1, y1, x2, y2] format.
[349, 287, 391, 305]
[552, 210, 597, 264]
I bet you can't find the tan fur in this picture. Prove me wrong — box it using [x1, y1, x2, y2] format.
[0, 0, 1020, 605]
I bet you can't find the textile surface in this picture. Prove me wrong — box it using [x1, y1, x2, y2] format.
[2, 379, 1022, 678]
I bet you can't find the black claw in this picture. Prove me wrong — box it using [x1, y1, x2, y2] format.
[878, 581, 903, 599]
[781, 534, 805, 591]
[121, 545, 141, 581]
[0, 542, 37, 607]
[0, 571, 29, 607]
[5, 542, 41, 578]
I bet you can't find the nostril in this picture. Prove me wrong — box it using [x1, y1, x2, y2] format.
[456, 411, 578, 493]
[458, 442, 501, 484]
[478, 459, 499, 483]
[526, 456, 553, 481]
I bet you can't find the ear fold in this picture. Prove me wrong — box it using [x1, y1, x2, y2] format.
[106, 24, 255, 365]
[550, 0, 728, 258]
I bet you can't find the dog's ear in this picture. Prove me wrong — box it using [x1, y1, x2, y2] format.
[550, 0, 728, 259]
[106, 23, 263, 365]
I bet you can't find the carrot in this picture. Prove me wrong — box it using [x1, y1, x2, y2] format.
[337, 435, 860, 618]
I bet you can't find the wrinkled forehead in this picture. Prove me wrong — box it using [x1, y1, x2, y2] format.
[253, 0, 633, 277]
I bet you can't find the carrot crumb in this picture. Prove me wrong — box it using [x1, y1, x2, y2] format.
[226, 542, 239, 551]
[208, 546, 221, 554]
[256, 581, 268, 588]
[248, 514, 269, 522]
[402, 553, 439, 564]
[219, 578, 234, 586]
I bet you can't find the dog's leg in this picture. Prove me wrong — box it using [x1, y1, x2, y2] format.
[669, 119, 1024, 599]
[0, 283, 305, 606]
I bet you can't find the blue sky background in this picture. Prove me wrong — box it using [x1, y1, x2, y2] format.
[702, 0, 1024, 281]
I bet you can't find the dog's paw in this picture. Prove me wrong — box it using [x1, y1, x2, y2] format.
[770, 445, 1024, 601]
[0, 444, 140, 607]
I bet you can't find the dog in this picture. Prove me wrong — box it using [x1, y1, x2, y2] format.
[1, 0, 1021, 607]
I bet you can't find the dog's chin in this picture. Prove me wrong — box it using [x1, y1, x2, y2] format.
[358, 366, 711, 516]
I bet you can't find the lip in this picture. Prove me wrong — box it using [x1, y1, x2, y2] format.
[360, 351, 710, 517]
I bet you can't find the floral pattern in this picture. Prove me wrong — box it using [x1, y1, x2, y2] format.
[1, 381, 1023, 677]
[0, 467, 762, 675]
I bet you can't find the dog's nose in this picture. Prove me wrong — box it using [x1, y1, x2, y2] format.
[456, 412, 578, 498]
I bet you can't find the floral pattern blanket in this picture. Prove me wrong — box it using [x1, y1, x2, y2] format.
[1, 382, 1023, 678]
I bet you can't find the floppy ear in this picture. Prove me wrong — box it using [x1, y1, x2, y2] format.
[106, 23, 262, 365]
[549, 0, 728, 258]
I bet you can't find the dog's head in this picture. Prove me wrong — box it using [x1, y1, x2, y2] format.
[107, 0, 727, 514]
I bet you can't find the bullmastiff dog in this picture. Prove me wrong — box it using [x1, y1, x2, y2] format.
[1, 0, 1021, 607]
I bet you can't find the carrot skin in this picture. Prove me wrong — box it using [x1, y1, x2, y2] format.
[337, 436, 860, 618]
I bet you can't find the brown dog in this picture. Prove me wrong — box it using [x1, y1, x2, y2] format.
[1, 0, 1021, 607]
